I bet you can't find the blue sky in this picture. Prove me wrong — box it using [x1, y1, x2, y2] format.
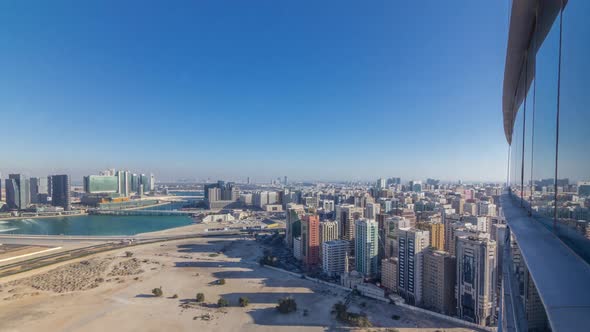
[0, 1, 512, 182]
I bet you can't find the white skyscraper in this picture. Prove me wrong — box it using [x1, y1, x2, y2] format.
[354, 218, 378, 277]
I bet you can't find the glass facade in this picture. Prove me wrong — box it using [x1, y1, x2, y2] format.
[83, 175, 118, 194]
[508, 0, 590, 263]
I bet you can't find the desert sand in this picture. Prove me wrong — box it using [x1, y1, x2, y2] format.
[0, 236, 479, 332]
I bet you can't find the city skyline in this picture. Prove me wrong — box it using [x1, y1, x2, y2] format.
[0, 1, 511, 182]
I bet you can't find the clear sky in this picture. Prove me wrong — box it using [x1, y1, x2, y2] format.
[0, 1, 512, 183]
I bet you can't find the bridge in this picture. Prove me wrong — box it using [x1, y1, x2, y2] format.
[88, 209, 197, 217]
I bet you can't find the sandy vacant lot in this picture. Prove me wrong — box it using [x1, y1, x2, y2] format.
[0, 236, 478, 332]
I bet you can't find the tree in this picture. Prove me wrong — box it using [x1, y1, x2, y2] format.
[217, 297, 229, 307]
[196, 293, 205, 302]
[239, 296, 250, 307]
[125, 251, 134, 257]
[152, 287, 163, 297]
[218, 279, 226, 285]
[333, 301, 348, 320]
[277, 296, 297, 314]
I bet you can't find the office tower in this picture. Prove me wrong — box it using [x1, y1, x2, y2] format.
[140, 174, 150, 193]
[377, 178, 386, 189]
[301, 214, 320, 268]
[83, 175, 118, 194]
[51, 175, 71, 211]
[246, 176, 250, 185]
[397, 228, 430, 305]
[354, 218, 378, 277]
[381, 257, 398, 293]
[322, 240, 349, 277]
[577, 181, 590, 196]
[364, 202, 380, 220]
[130, 173, 139, 192]
[116, 170, 130, 197]
[285, 204, 305, 249]
[335, 204, 364, 241]
[422, 248, 456, 316]
[0, 172, 2, 201]
[29, 177, 40, 204]
[284, 176, 288, 185]
[456, 235, 496, 326]
[5, 174, 30, 210]
[47, 175, 52, 197]
[319, 220, 339, 243]
[410, 180, 423, 192]
[424, 222, 445, 251]
[149, 173, 155, 191]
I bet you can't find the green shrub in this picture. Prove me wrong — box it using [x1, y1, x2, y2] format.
[196, 293, 205, 302]
[239, 296, 249, 307]
[152, 287, 163, 297]
[217, 297, 229, 307]
[277, 296, 297, 314]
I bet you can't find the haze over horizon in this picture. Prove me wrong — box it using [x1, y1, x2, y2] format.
[0, 1, 511, 182]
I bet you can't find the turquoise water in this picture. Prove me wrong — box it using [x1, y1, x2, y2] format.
[0, 214, 193, 236]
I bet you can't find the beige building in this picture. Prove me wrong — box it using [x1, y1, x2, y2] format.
[319, 220, 339, 243]
[422, 248, 456, 316]
[381, 257, 398, 293]
[424, 222, 445, 251]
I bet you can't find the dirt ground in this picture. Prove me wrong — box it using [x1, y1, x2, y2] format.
[0, 236, 479, 332]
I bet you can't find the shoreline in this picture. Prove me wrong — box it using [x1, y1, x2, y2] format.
[0, 200, 178, 222]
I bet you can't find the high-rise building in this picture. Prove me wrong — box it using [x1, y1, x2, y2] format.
[319, 220, 339, 243]
[456, 235, 496, 326]
[116, 170, 130, 197]
[5, 174, 30, 210]
[381, 257, 398, 293]
[322, 240, 349, 277]
[364, 202, 380, 220]
[422, 248, 456, 316]
[51, 175, 71, 211]
[377, 178, 386, 189]
[424, 222, 445, 251]
[83, 175, 118, 194]
[301, 214, 320, 268]
[335, 204, 364, 241]
[285, 204, 305, 249]
[354, 218, 378, 277]
[29, 177, 41, 204]
[397, 228, 430, 305]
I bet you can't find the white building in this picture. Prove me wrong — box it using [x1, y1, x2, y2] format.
[354, 219, 379, 277]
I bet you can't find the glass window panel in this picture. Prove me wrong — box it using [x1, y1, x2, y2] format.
[557, 0, 590, 259]
[530, 12, 560, 220]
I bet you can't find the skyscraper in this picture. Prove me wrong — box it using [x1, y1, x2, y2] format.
[422, 248, 456, 316]
[5, 174, 30, 210]
[301, 214, 320, 268]
[51, 175, 71, 211]
[354, 218, 378, 277]
[322, 240, 349, 277]
[397, 228, 430, 305]
[285, 204, 305, 250]
[424, 222, 445, 251]
[319, 220, 339, 243]
[335, 204, 364, 241]
[116, 170, 130, 197]
[456, 235, 496, 326]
